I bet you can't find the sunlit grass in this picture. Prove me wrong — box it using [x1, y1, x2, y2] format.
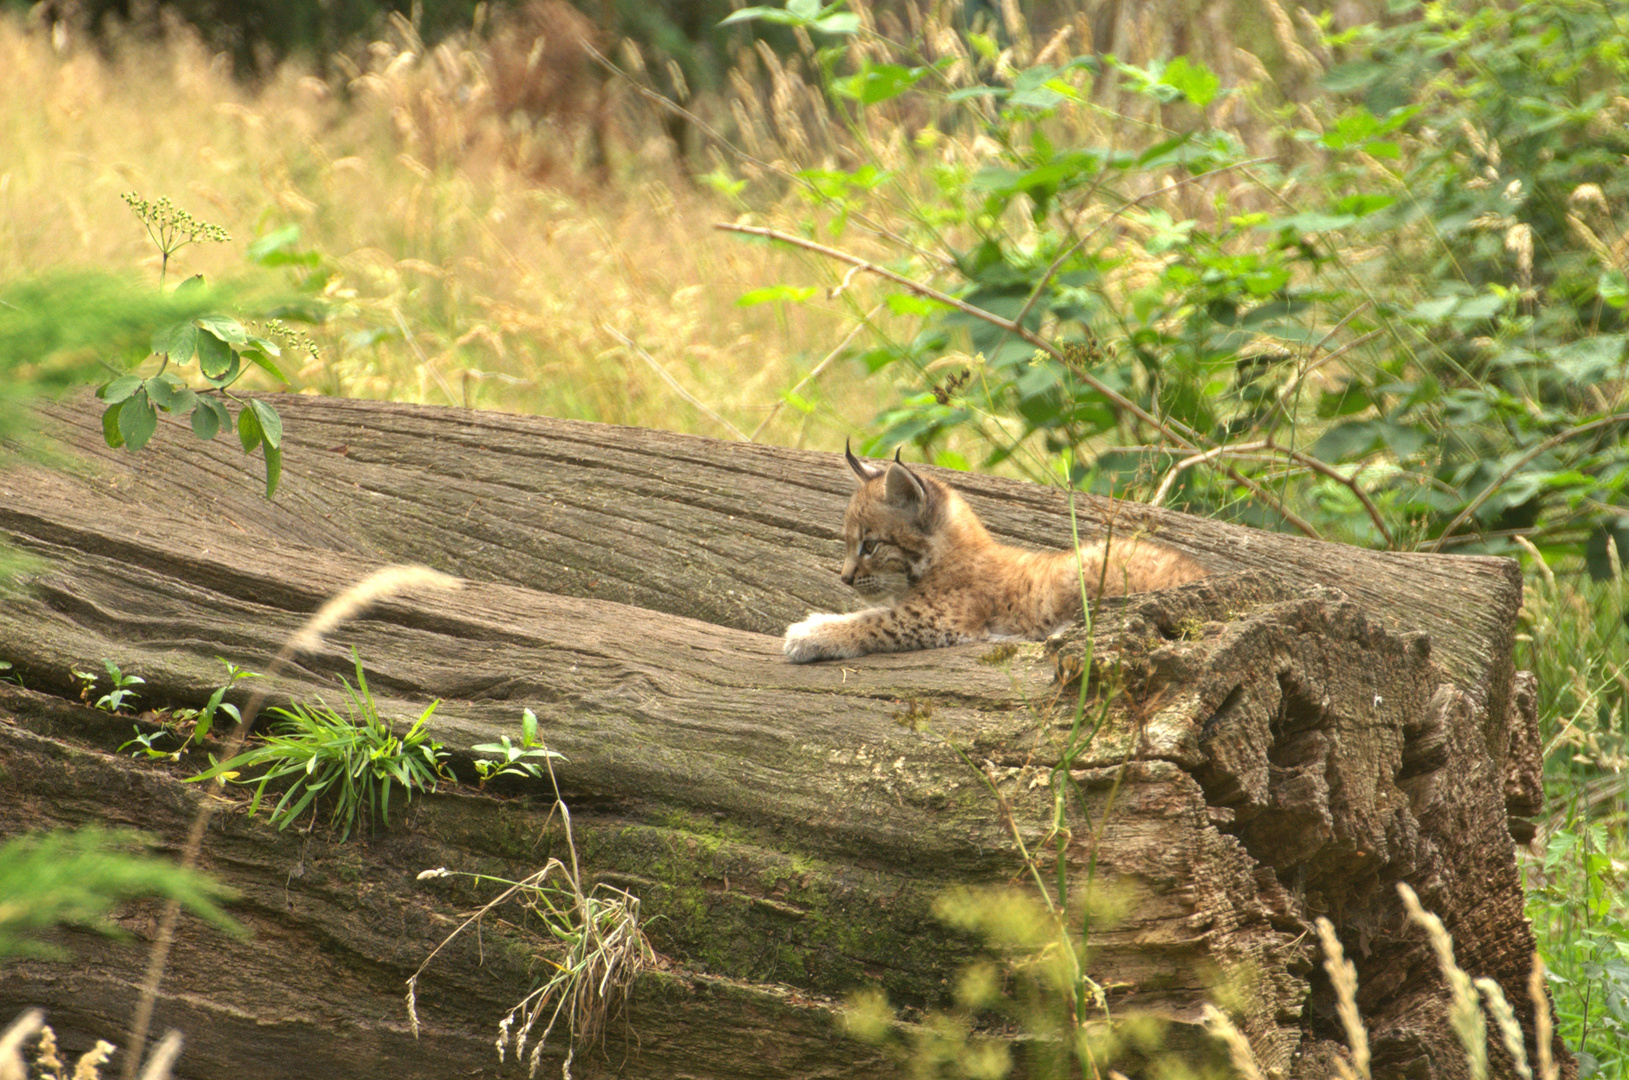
[0, 13, 897, 446]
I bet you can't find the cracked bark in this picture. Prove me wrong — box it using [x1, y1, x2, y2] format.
[0, 393, 1565, 1079]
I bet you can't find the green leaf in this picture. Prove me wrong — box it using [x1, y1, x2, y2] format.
[188, 402, 216, 439]
[722, 0, 857, 33]
[196, 314, 248, 346]
[243, 349, 291, 384]
[1310, 419, 1381, 462]
[885, 293, 950, 316]
[1164, 56, 1221, 108]
[811, 11, 860, 34]
[263, 441, 282, 499]
[238, 403, 263, 453]
[1332, 193, 1396, 217]
[197, 329, 234, 379]
[1319, 61, 1388, 94]
[144, 374, 196, 415]
[1599, 270, 1628, 308]
[832, 63, 927, 105]
[1453, 292, 1504, 321]
[117, 388, 158, 451]
[98, 375, 143, 404]
[245, 334, 283, 356]
[247, 225, 315, 268]
[152, 321, 199, 363]
[736, 285, 818, 306]
[102, 402, 125, 448]
[1272, 210, 1359, 233]
[248, 399, 283, 449]
[192, 396, 230, 440]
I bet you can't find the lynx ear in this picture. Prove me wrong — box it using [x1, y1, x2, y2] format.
[882, 460, 930, 513]
[846, 438, 885, 483]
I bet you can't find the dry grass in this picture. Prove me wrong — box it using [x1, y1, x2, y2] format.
[0, 12, 897, 448]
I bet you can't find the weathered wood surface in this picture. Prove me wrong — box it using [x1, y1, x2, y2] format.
[0, 392, 1563, 1079]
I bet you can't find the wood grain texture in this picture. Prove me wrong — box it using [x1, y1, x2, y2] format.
[0, 392, 1563, 1079]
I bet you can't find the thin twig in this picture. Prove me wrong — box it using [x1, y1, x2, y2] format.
[1426, 411, 1629, 552]
[1150, 443, 1259, 506]
[749, 305, 881, 441]
[601, 325, 750, 441]
[1152, 438, 1388, 542]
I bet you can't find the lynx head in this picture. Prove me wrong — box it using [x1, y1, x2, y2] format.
[839, 442, 949, 598]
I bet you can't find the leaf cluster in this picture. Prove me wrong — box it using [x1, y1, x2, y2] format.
[119, 658, 260, 762]
[70, 658, 144, 713]
[97, 294, 292, 497]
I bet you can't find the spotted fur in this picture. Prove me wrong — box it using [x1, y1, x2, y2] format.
[782, 447, 1207, 663]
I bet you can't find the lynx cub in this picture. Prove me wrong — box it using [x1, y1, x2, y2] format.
[782, 446, 1207, 663]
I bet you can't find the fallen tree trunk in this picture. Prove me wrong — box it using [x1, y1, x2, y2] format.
[0, 392, 1564, 1079]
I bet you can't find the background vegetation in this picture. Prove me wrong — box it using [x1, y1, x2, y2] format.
[2, 0, 1627, 1074]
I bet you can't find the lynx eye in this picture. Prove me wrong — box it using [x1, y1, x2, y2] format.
[859, 538, 881, 557]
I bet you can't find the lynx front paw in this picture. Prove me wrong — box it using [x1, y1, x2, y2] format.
[783, 612, 860, 664]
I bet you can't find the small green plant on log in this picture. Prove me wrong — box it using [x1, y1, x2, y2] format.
[189, 648, 452, 840]
[470, 707, 564, 787]
[408, 748, 654, 1080]
[70, 658, 144, 713]
[119, 659, 261, 762]
[96, 193, 313, 498]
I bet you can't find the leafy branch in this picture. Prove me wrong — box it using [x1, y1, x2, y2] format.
[96, 194, 313, 498]
[717, 221, 1326, 539]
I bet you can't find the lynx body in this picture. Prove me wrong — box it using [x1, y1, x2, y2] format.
[782, 447, 1206, 663]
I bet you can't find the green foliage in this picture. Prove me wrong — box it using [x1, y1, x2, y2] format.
[1528, 821, 1629, 1078]
[728, 0, 1629, 560]
[95, 193, 316, 499]
[1519, 562, 1629, 1074]
[470, 708, 564, 787]
[189, 649, 452, 840]
[0, 826, 241, 962]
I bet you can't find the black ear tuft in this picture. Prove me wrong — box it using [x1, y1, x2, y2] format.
[846, 438, 884, 482]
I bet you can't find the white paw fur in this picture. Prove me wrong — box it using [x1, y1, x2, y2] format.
[783, 611, 862, 663]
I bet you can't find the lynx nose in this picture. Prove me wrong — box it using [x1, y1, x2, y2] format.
[839, 557, 858, 586]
